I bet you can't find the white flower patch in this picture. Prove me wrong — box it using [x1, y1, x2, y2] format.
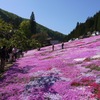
[96, 78, 100, 83]
[91, 54, 100, 59]
[76, 86, 86, 91]
[39, 68, 61, 76]
[60, 77, 71, 82]
[29, 70, 45, 77]
[29, 68, 62, 77]
[44, 93, 62, 100]
[83, 73, 96, 77]
[19, 96, 29, 100]
[48, 68, 62, 75]
[74, 58, 86, 62]
[95, 76, 100, 83]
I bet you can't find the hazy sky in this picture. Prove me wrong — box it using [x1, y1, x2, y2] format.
[0, 0, 100, 34]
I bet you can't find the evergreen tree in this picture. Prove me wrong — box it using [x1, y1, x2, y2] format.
[30, 12, 36, 34]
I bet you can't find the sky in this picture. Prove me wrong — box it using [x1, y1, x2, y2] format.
[0, 0, 100, 35]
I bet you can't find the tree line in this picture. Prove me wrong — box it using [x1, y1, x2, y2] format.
[64, 11, 100, 41]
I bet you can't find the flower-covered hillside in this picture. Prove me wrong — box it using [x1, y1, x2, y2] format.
[0, 35, 100, 100]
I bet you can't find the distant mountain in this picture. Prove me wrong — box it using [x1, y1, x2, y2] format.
[0, 8, 65, 42]
[65, 11, 100, 41]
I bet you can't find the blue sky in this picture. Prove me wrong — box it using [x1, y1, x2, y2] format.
[0, 0, 100, 34]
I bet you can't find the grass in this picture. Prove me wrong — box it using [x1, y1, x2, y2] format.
[86, 64, 100, 71]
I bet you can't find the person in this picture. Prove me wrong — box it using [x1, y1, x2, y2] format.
[52, 44, 54, 51]
[18, 49, 24, 57]
[12, 46, 17, 62]
[61, 42, 64, 49]
[0, 46, 6, 72]
[5, 47, 9, 62]
[38, 47, 41, 51]
[8, 46, 13, 62]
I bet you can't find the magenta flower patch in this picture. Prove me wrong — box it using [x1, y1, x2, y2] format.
[0, 35, 100, 100]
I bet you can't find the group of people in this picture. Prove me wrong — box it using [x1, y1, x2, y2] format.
[52, 42, 64, 51]
[0, 42, 64, 72]
[0, 46, 23, 73]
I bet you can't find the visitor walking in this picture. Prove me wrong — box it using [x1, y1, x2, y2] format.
[61, 42, 64, 49]
[52, 44, 54, 51]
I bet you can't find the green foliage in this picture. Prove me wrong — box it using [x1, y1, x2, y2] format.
[0, 8, 24, 28]
[9, 30, 41, 50]
[97, 13, 100, 31]
[0, 38, 9, 47]
[0, 19, 13, 39]
[65, 11, 100, 41]
[19, 20, 32, 38]
[0, 8, 65, 50]
[29, 39, 41, 49]
[32, 32, 48, 45]
[9, 30, 28, 50]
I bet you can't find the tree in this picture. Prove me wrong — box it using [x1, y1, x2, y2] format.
[19, 20, 31, 38]
[30, 12, 36, 34]
[32, 32, 48, 46]
[0, 19, 13, 39]
[29, 39, 40, 49]
[0, 38, 9, 47]
[97, 15, 100, 31]
[9, 30, 29, 50]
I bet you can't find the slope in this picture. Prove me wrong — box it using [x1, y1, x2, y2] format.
[0, 35, 100, 100]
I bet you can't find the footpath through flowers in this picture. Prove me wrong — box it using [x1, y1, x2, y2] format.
[0, 35, 100, 100]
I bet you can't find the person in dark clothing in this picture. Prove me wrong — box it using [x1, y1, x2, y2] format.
[61, 42, 64, 49]
[52, 44, 54, 51]
[0, 46, 6, 72]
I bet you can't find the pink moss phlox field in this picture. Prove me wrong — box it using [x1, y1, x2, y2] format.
[0, 35, 100, 100]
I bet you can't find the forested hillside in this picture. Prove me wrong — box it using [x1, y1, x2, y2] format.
[0, 8, 65, 50]
[0, 8, 100, 49]
[65, 11, 100, 41]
